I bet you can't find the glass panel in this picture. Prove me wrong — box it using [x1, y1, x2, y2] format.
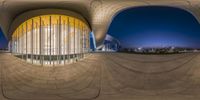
[12, 14, 90, 66]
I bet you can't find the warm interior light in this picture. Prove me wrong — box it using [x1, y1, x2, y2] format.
[11, 14, 90, 66]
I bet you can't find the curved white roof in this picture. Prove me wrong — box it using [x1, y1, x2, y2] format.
[0, 0, 199, 46]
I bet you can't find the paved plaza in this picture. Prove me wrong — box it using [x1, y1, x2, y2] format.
[0, 53, 200, 100]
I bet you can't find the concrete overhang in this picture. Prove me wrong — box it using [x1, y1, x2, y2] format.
[0, 0, 200, 46]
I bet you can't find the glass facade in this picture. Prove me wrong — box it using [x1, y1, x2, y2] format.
[11, 15, 90, 66]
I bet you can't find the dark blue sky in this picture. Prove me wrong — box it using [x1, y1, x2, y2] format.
[0, 28, 8, 49]
[108, 6, 200, 48]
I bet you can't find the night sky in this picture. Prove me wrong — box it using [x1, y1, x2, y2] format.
[108, 6, 200, 48]
[0, 28, 8, 49]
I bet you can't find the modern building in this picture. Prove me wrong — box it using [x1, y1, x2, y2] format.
[0, 0, 199, 65]
[97, 34, 120, 52]
[1, 1, 200, 100]
[10, 10, 91, 66]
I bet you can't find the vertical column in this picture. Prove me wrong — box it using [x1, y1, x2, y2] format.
[17, 28, 19, 56]
[19, 26, 22, 59]
[39, 17, 42, 65]
[14, 32, 16, 54]
[16, 28, 18, 55]
[78, 21, 80, 60]
[85, 27, 87, 54]
[13, 33, 15, 54]
[55, 21, 57, 65]
[14, 31, 15, 55]
[59, 16, 61, 64]
[18, 29, 19, 55]
[31, 19, 34, 64]
[43, 21, 45, 65]
[37, 21, 40, 62]
[23, 25, 26, 60]
[83, 26, 85, 57]
[12, 32, 16, 55]
[50, 16, 52, 65]
[50, 24, 56, 66]
[33, 22, 36, 63]
[17, 30, 18, 55]
[22, 25, 24, 60]
[67, 17, 70, 63]
[14, 33, 15, 54]
[19, 27, 21, 57]
[22, 26, 24, 57]
[45, 22, 47, 65]
[14, 33, 16, 54]
[36, 22, 38, 63]
[81, 23, 83, 58]
[73, 18, 76, 62]
[13, 35, 15, 54]
[56, 20, 58, 65]
[19, 26, 23, 56]
[45, 21, 48, 65]
[26, 22, 28, 61]
[33, 22, 35, 63]
[19, 28, 21, 55]
[63, 20, 66, 64]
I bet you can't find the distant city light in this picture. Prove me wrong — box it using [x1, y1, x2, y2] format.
[138, 47, 142, 50]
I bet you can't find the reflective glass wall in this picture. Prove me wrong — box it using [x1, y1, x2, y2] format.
[11, 15, 90, 66]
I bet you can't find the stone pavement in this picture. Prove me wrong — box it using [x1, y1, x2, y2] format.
[0, 53, 200, 100]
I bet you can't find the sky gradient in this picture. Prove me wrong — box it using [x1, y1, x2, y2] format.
[0, 28, 8, 49]
[108, 6, 200, 48]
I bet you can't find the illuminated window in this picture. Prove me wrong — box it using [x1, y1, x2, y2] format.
[11, 14, 90, 66]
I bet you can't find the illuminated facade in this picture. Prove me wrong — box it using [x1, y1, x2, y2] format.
[11, 15, 90, 66]
[97, 34, 120, 52]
